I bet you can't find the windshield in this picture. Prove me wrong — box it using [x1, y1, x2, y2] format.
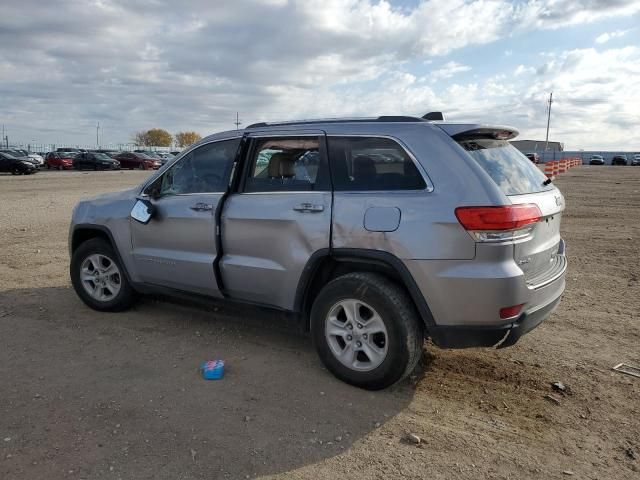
[457, 138, 553, 195]
[94, 153, 112, 161]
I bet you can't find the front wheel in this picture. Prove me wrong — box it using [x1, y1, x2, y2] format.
[70, 238, 136, 312]
[311, 272, 423, 390]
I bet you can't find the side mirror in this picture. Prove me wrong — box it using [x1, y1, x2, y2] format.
[131, 199, 156, 224]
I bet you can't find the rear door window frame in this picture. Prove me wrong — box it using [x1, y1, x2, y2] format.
[326, 134, 432, 193]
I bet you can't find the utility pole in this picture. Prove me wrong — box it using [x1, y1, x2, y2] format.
[234, 112, 242, 130]
[96, 122, 100, 147]
[544, 92, 553, 152]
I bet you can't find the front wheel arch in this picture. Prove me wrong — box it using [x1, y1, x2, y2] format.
[71, 225, 134, 286]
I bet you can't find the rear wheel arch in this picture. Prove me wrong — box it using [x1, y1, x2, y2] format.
[295, 248, 436, 334]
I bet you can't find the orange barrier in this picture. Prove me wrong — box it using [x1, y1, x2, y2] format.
[542, 157, 581, 177]
[559, 159, 568, 174]
[544, 162, 554, 178]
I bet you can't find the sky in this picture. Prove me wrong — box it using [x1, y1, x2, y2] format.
[1, 0, 639, 150]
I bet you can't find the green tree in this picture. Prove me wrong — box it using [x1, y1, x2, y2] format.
[133, 128, 173, 147]
[175, 131, 202, 148]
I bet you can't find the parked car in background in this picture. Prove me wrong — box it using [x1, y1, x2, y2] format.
[0, 151, 38, 175]
[0, 149, 43, 168]
[69, 114, 567, 390]
[92, 150, 121, 159]
[45, 151, 76, 170]
[632, 154, 640, 166]
[21, 150, 45, 167]
[611, 155, 628, 165]
[525, 152, 540, 164]
[73, 152, 121, 170]
[589, 155, 605, 165]
[56, 147, 82, 153]
[134, 150, 169, 165]
[114, 152, 161, 170]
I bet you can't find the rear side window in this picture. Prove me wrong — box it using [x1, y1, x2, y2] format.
[328, 137, 426, 191]
[457, 138, 552, 195]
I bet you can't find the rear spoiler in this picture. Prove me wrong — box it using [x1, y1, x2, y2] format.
[435, 124, 519, 141]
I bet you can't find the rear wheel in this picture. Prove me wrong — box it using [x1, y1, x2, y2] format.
[70, 238, 136, 312]
[311, 272, 423, 390]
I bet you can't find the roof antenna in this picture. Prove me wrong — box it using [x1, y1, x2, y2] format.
[422, 112, 445, 121]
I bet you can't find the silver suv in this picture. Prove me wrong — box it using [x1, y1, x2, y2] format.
[69, 115, 567, 390]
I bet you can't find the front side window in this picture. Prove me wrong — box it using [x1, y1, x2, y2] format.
[158, 138, 240, 195]
[328, 137, 426, 191]
[244, 137, 327, 192]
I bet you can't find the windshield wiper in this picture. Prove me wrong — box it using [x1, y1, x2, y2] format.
[542, 178, 552, 186]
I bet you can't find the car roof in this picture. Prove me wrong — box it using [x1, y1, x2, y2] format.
[194, 117, 519, 148]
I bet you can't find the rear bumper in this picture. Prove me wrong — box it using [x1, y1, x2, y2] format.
[428, 292, 562, 348]
[404, 239, 567, 348]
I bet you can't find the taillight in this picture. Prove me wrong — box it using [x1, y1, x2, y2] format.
[455, 204, 542, 242]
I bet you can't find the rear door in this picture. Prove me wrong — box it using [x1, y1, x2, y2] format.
[130, 138, 241, 296]
[220, 131, 331, 309]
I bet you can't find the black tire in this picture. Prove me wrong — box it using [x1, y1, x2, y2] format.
[70, 238, 136, 312]
[311, 272, 423, 390]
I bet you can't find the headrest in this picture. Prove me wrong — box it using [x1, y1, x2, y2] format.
[268, 153, 295, 178]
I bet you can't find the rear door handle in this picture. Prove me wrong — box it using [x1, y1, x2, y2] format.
[293, 203, 324, 213]
[190, 202, 214, 212]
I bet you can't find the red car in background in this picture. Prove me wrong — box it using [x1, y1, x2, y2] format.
[114, 152, 161, 170]
[45, 151, 76, 170]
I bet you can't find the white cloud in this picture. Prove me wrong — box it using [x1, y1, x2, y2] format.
[0, 0, 639, 150]
[514, 64, 536, 76]
[595, 30, 628, 43]
[429, 61, 472, 81]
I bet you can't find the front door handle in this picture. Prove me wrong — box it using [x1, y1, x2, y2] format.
[293, 203, 324, 213]
[190, 202, 214, 212]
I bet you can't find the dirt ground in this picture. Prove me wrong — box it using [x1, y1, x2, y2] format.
[1, 167, 638, 480]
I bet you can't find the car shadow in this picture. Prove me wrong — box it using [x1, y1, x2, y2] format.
[0, 286, 425, 479]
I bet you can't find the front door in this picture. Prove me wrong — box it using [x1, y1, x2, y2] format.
[220, 131, 332, 309]
[130, 137, 241, 297]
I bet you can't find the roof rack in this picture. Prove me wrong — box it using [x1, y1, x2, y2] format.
[245, 115, 426, 129]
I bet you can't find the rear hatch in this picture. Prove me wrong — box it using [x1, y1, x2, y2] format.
[451, 130, 565, 288]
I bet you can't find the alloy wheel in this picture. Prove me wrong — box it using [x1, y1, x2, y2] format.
[325, 299, 389, 372]
[79, 253, 122, 302]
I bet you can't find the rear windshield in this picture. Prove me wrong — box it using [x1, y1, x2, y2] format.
[457, 138, 553, 195]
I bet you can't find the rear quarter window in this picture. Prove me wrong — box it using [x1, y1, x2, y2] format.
[457, 138, 552, 195]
